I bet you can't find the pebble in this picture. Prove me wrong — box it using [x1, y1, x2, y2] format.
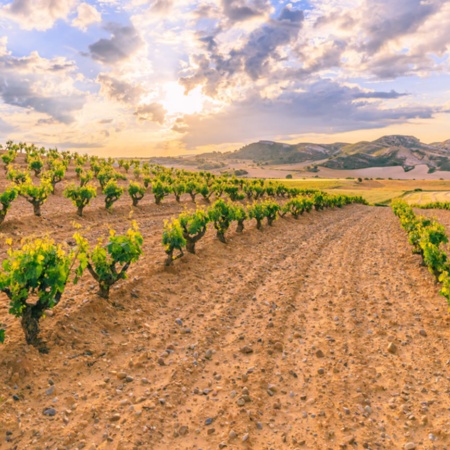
[387, 343, 397, 354]
[242, 433, 249, 442]
[46, 386, 55, 395]
[12, 395, 19, 401]
[240, 345, 253, 354]
[419, 329, 427, 337]
[179, 425, 189, 436]
[315, 349, 325, 358]
[205, 349, 213, 360]
[207, 428, 215, 435]
[237, 397, 245, 406]
[175, 318, 183, 326]
[109, 413, 121, 421]
[273, 342, 283, 352]
[117, 372, 127, 379]
[317, 368, 324, 375]
[205, 418, 214, 425]
[229, 430, 237, 439]
[125, 376, 134, 383]
[404, 443, 416, 450]
[43, 408, 56, 417]
[219, 442, 227, 449]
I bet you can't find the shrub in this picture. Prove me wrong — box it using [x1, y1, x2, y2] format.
[7, 166, 31, 185]
[162, 219, 186, 266]
[128, 181, 146, 207]
[248, 202, 266, 230]
[64, 184, 97, 216]
[234, 203, 247, 233]
[152, 180, 172, 205]
[0, 186, 18, 225]
[263, 200, 280, 226]
[0, 237, 72, 349]
[28, 157, 44, 177]
[179, 209, 209, 253]
[208, 199, 236, 243]
[103, 179, 124, 210]
[74, 222, 143, 299]
[19, 180, 52, 216]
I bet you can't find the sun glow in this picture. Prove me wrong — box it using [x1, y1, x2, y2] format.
[161, 82, 205, 115]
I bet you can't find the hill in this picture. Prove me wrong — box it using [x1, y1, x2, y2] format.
[222, 135, 450, 172]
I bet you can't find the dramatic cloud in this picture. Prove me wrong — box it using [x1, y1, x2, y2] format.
[97, 74, 144, 104]
[361, 0, 442, 55]
[88, 23, 144, 64]
[134, 103, 166, 124]
[1, 0, 76, 31]
[0, 43, 85, 123]
[72, 3, 101, 31]
[221, 0, 270, 22]
[0, 0, 449, 154]
[180, 80, 436, 146]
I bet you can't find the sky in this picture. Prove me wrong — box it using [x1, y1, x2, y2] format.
[0, 0, 450, 157]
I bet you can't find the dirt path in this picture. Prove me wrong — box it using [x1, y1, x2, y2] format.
[1, 205, 450, 449]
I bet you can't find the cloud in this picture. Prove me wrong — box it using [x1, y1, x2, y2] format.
[221, 0, 270, 22]
[97, 74, 144, 104]
[354, 90, 409, 99]
[179, 80, 436, 147]
[134, 103, 166, 124]
[0, 43, 85, 123]
[361, 0, 442, 55]
[88, 23, 144, 64]
[181, 5, 304, 96]
[72, 3, 101, 31]
[1, 0, 76, 31]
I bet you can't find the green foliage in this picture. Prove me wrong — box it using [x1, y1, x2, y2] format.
[2, 150, 17, 169]
[392, 200, 450, 306]
[248, 202, 266, 230]
[185, 180, 200, 202]
[103, 179, 124, 210]
[80, 170, 94, 187]
[234, 203, 247, 232]
[179, 209, 209, 253]
[162, 218, 186, 265]
[74, 222, 143, 299]
[171, 180, 186, 203]
[19, 180, 52, 216]
[208, 199, 236, 242]
[0, 237, 72, 348]
[97, 168, 124, 189]
[42, 162, 66, 193]
[262, 199, 280, 226]
[0, 186, 18, 225]
[7, 166, 31, 185]
[128, 181, 146, 206]
[64, 184, 97, 216]
[223, 184, 245, 201]
[281, 196, 314, 219]
[152, 180, 172, 205]
[28, 157, 44, 177]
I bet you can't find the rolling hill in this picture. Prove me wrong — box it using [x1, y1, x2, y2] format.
[224, 135, 450, 172]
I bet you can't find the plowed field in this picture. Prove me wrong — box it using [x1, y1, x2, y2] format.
[1, 184, 450, 449]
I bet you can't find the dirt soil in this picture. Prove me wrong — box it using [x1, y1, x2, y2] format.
[1, 166, 450, 449]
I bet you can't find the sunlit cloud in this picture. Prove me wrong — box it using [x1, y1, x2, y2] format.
[0, 0, 448, 155]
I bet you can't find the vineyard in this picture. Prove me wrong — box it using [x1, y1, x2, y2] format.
[1, 142, 450, 449]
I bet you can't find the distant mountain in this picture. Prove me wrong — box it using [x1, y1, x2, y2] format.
[223, 135, 450, 172]
[229, 140, 345, 164]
